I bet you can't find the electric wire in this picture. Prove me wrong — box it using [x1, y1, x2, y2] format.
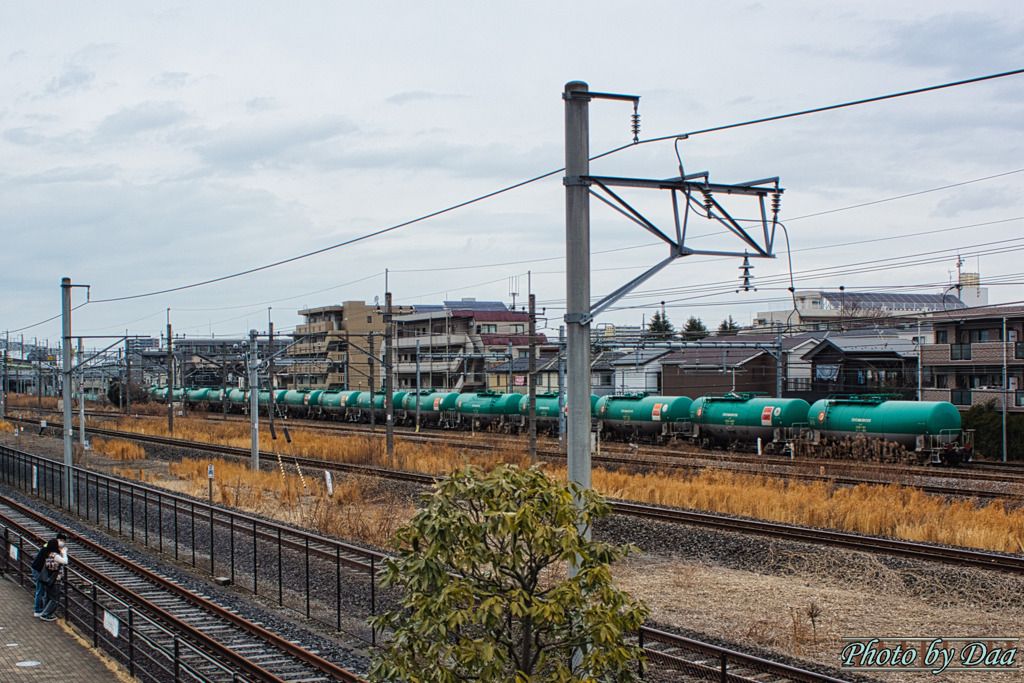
[80, 67, 1024, 305]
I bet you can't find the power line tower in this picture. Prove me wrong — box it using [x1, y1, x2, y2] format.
[563, 81, 783, 548]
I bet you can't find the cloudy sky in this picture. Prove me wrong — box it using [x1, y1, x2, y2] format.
[3, 1, 1023, 348]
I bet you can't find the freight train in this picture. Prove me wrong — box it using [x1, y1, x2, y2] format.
[150, 387, 973, 466]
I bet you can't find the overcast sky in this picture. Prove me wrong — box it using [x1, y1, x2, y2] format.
[3, 1, 1023, 348]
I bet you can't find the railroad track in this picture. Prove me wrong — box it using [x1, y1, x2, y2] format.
[6, 435, 1021, 577]
[15, 406, 1024, 496]
[615, 500, 1024, 573]
[0, 492, 364, 682]
[16, 415, 1024, 504]
[1, 443, 852, 683]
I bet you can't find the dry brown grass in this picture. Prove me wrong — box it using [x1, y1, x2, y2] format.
[0, 420, 14, 433]
[102, 414, 1024, 553]
[91, 437, 146, 461]
[111, 416, 527, 475]
[6, 393, 59, 410]
[159, 455, 414, 545]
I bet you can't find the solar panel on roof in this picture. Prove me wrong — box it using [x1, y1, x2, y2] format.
[820, 291, 965, 311]
[443, 300, 509, 311]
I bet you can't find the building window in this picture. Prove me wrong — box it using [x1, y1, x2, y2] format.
[951, 389, 972, 405]
[367, 316, 373, 323]
[935, 330, 949, 344]
[1016, 342, 1024, 360]
[968, 329, 1000, 343]
[511, 324, 524, 334]
[950, 344, 972, 361]
[481, 324, 497, 334]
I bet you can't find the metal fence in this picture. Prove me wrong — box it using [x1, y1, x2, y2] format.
[639, 627, 848, 683]
[1, 523, 255, 683]
[0, 444, 387, 644]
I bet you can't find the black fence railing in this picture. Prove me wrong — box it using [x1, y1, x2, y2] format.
[0, 444, 388, 645]
[638, 627, 848, 683]
[1, 522, 254, 683]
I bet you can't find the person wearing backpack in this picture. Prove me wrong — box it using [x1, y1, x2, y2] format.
[31, 532, 68, 620]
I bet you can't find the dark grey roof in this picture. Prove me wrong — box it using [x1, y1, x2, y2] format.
[802, 335, 918, 360]
[660, 347, 766, 367]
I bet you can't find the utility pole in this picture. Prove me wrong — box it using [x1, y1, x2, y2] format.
[124, 336, 131, 415]
[1, 331, 7, 420]
[1003, 316, 1008, 462]
[248, 328, 260, 471]
[36, 337, 42, 411]
[528, 292, 537, 463]
[384, 292, 395, 461]
[564, 81, 593, 535]
[558, 325, 566, 443]
[61, 278, 74, 507]
[415, 339, 422, 432]
[507, 341, 514, 392]
[78, 337, 85, 448]
[167, 313, 174, 436]
[268, 310, 275, 436]
[222, 359, 229, 420]
[775, 323, 783, 398]
[368, 334, 376, 431]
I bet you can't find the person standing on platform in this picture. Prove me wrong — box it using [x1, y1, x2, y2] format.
[31, 532, 67, 618]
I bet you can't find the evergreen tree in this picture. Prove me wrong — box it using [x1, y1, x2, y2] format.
[717, 316, 740, 336]
[369, 464, 649, 682]
[682, 316, 709, 340]
[646, 311, 676, 340]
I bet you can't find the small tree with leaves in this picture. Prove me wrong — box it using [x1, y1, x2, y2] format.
[368, 464, 648, 682]
[717, 316, 740, 336]
[645, 311, 676, 341]
[682, 316, 709, 340]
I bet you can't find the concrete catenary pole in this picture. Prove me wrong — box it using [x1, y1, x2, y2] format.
[385, 292, 394, 461]
[564, 80, 592, 540]
[1003, 316, 1008, 462]
[78, 337, 85, 448]
[61, 278, 74, 507]
[249, 328, 260, 471]
[368, 334, 376, 431]
[528, 292, 537, 463]
[167, 316, 174, 436]
[268, 311, 275, 436]
[415, 339, 421, 432]
[125, 335, 131, 416]
[36, 337, 42, 411]
[558, 325, 566, 443]
[1, 331, 7, 420]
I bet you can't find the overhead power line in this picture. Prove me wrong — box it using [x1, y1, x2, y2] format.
[81, 67, 1024, 305]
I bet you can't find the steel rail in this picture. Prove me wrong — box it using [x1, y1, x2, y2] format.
[8, 431, 1023, 573]
[613, 500, 1024, 573]
[25, 418, 1024, 502]
[0, 492, 364, 682]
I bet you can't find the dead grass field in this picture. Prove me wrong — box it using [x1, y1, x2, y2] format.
[65, 413, 1024, 554]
